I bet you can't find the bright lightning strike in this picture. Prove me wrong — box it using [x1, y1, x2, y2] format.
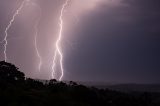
[52, 0, 70, 81]
[3, 0, 27, 62]
[2, 0, 42, 72]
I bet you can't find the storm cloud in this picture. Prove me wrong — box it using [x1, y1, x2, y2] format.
[0, 0, 160, 83]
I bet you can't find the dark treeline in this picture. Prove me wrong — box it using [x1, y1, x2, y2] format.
[0, 61, 160, 106]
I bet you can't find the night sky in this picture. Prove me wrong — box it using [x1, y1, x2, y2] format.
[0, 0, 160, 83]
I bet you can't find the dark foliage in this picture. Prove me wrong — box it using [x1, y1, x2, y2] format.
[0, 61, 160, 106]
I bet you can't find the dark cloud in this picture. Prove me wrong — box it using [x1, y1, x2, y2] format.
[64, 0, 160, 83]
[0, 0, 160, 83]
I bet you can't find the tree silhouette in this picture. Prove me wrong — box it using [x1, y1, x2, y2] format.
[0, 61, 160, 106]
[49, 79, 57, 85]
[0, 61, 25, 82]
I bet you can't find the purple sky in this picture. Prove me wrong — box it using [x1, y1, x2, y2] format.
[0, 0, 160, 83]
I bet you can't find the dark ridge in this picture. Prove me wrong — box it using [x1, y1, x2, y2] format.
[0, 61, 160, 106]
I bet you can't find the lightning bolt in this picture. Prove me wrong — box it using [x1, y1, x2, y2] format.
[2, 0, 42, 71]
[34, 5, 42, 72]
[52, 50, 57, 79]
[3, 0, 27, 62]
[52, 0, 70, 81]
